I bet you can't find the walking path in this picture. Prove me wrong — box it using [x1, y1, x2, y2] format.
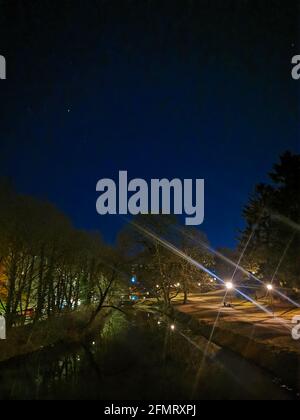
[175, 291, 300, 353]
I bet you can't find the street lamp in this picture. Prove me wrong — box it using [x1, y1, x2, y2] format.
[266, 283, 274, 314]
[225, 281, 234, 290]
[224, 281, 234, 306]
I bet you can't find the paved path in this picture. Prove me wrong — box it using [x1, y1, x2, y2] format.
[175, 291, 300, 352]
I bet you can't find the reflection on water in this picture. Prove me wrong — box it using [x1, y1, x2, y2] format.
[0, 310, 295, 400]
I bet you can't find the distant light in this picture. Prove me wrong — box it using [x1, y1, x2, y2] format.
[131, 276, 137, 284]
[170, 324, 175, 331]
[156, 284, 160, 288]
[198, 283, 201, 287]
[92, 341, 96, 346]
[266, 284, 273, 291]
[225, 282, 234, 290]
[157, 321, 161, 325]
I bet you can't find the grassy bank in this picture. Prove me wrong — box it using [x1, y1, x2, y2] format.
[0, 308, 111, 363]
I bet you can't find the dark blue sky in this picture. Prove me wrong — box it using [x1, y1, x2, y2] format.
[0, 1, 299, 248]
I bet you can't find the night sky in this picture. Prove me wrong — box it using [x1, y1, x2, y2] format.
[0, 0, 299, 248]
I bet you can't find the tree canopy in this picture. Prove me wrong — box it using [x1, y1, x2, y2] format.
[240, 151, 300, 289]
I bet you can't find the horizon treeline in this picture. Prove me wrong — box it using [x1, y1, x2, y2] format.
[0, 150, 299, 328]
[0, 180, 124, 327]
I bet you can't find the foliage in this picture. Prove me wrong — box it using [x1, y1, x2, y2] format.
[240, 152, 300, 289]
[0, 181, 122, 327]
[118, 214, 215, 306]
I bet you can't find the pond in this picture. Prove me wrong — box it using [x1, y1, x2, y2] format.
[0, 310, 295, 400]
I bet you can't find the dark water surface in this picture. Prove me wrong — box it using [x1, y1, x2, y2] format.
[0, 310, 295, 400]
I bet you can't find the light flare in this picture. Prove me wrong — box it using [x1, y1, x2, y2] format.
[132, 222, 292, 332]
[178, 228, 300, 309]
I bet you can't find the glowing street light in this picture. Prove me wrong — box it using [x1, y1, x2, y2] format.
[224, 281, 234, 306]
[266, 283, 274, 315]
[225, 281, 234, 290]
[170, 324, 175, 331]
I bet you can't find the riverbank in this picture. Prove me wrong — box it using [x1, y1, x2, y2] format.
[172, 292, 300, 391]
[0, 308, 110, 363]
[0, 309, 292, 400]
